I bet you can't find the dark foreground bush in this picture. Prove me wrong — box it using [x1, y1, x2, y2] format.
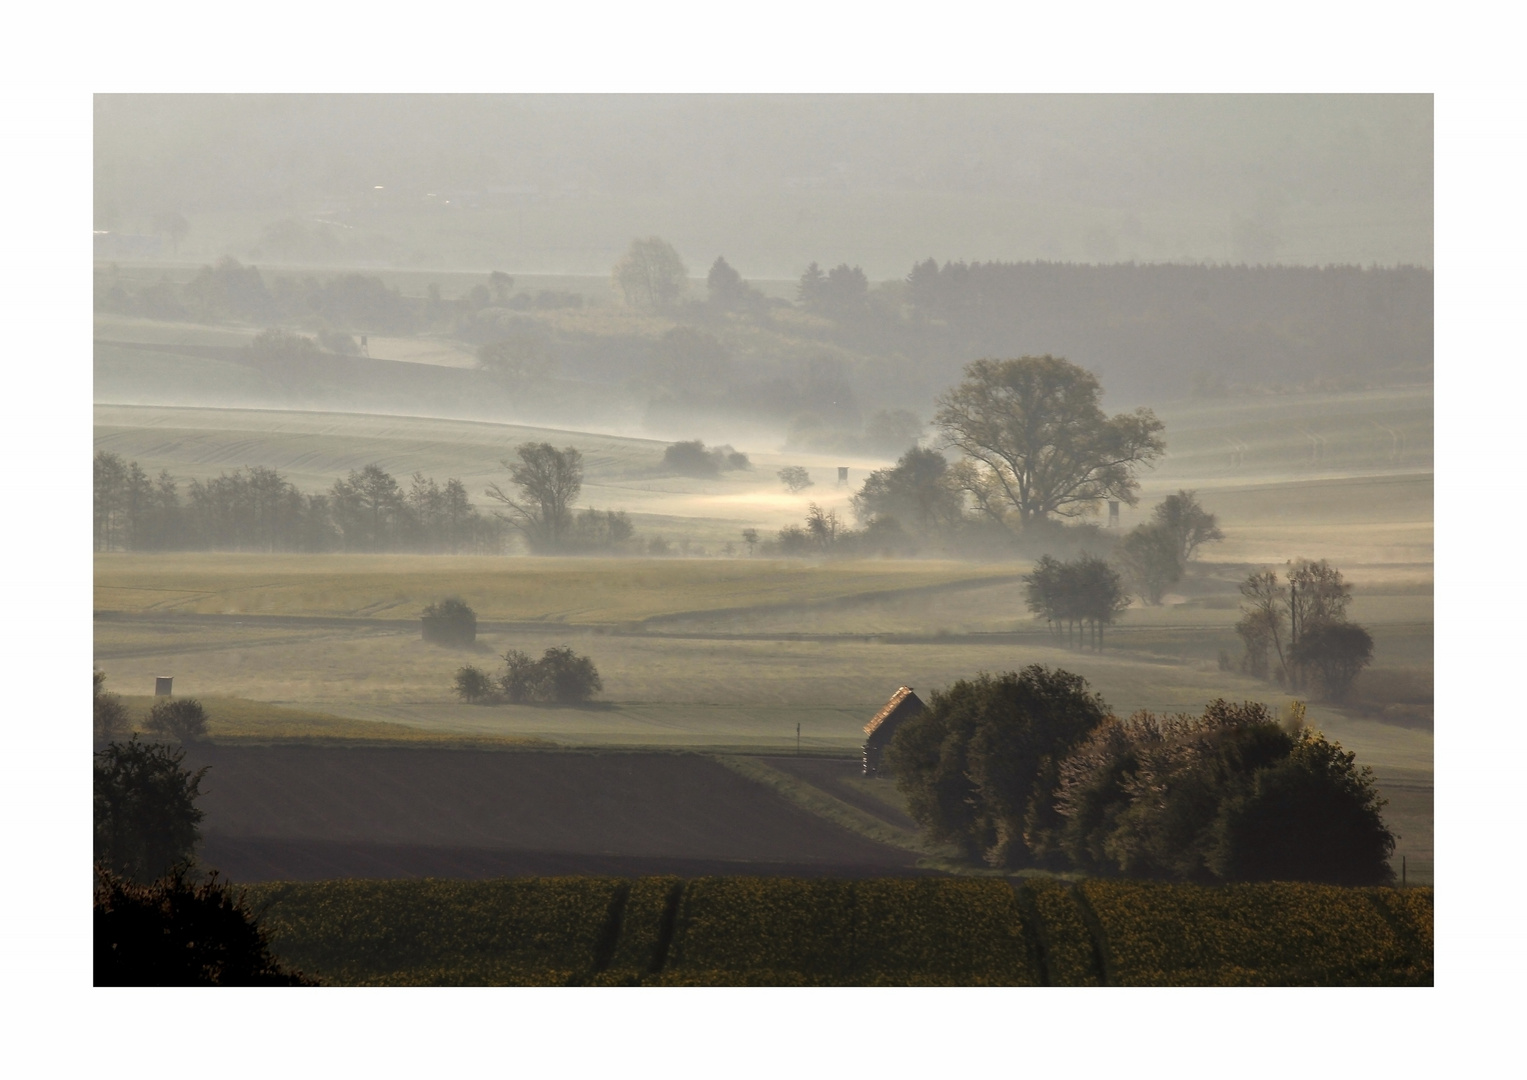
[240, 877, 1432, 987]
[421, 597, 477, 646]
[94, 866, 315, 986]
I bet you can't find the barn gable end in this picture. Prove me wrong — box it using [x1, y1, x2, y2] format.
[862, 686, 925, 776]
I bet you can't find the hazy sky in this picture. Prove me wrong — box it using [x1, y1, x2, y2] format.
[95, 94, 1432, 277]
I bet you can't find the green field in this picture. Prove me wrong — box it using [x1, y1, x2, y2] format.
[242, 876, 1433, 986]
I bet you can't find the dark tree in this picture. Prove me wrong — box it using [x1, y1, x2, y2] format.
[499, 649, 543, 703]
[935, 356, 1165, 527]
[453, 665, 496, 703]
[852, 446, 964, 535]
[1117, 522, 1182, 605]
[94, 739, 208, 884]
[422, 597, 477, 646]
[94, 866, 315, 986]
[492, 647, 601, 704]
[1207, 729, 1395, 885]
[145, 698, 209, 744]
[1152, 490, 1224, 564]
[486, 443, 584, 553]
[886, 666, 1109, 868]
[1290, 622, 1374, 701]
[1054, 700, 1395, 885]
[707, 256, 746, 307]
[331, 464, 405, 552]
[741, 528, 759, 555]
[94, 670, 129, 746]
[536, 646, 603, 703]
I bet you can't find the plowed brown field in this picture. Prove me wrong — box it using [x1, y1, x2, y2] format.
[186, 744, 924, 882]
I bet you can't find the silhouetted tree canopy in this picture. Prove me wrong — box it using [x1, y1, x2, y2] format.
[94, 738, 207, 885]
[94, 867, 315, 986]
[936, 356, 1165, 528]
[887, 666, 1109, 868]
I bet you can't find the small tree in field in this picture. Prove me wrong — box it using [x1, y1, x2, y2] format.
[778, 466, 813, 493]
[453, 665, 497, 703]
[536, 646, 603, 703]
[422, 597, 477, 646]
[146, 698, 209, 744]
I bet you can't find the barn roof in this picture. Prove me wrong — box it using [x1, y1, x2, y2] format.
[864, 686, 923, 736]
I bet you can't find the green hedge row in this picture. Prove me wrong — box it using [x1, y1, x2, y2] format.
[243, 877, 1432, 987]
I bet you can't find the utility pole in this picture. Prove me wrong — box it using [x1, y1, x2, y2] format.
[796, 723, 801, 755]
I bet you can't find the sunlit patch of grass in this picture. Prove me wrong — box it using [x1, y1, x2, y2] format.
[114, 694, 548, 747]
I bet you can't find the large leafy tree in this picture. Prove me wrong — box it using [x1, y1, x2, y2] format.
[935, 356, 1165, 527]
[486, 443, 584, 553]
[886, 666, 1109, 868]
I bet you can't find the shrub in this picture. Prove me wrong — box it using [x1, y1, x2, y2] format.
[663, 440, 720, 477]
[421, 597, 477, 646]
[145, 698, 209, 744]
[95, 866, 315, 986]
[453, 665, 497, 703]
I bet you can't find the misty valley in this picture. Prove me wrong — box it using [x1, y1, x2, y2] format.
[92, 95, 1432, 988]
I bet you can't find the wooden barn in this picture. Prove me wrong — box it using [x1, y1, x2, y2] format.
[862, 686, 925, 777]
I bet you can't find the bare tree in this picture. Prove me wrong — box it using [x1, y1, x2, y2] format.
[486, 443, 583, 553]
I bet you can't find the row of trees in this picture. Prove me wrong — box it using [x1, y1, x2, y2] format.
[94, 452, 505, 553]
[886, 666, 1396, 884]
[1023, 555, 1128, 650]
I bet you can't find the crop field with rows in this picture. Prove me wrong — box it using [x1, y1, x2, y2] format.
[243, 876, 1432, 987]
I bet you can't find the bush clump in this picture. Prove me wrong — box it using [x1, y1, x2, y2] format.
[422, 597, 477, 646]
[453, 647, 602, 705]
[662, 440, 750, 477]
[145, 697, 209, 744]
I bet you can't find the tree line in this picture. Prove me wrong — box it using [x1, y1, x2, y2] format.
[887, 666, 1395, 885]
[94, 452, 503, 553]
